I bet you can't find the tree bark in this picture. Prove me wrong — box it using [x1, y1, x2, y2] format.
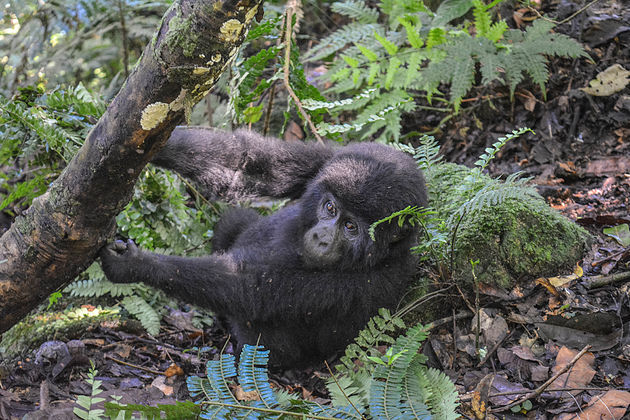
[0, 0, 263, 333]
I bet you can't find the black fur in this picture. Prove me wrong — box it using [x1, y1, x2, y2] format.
[100, 128, 428, 368]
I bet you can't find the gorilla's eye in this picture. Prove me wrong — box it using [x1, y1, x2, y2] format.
[344, 221, 357, 232]
[325, 200, 337, 216]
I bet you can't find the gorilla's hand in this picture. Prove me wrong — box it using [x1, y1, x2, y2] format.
[99, 239, 142, 283]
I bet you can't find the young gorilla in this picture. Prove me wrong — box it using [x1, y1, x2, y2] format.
[100, 128, 428, 369]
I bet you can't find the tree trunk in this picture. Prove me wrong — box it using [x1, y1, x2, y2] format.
[0, 0, 263, 333]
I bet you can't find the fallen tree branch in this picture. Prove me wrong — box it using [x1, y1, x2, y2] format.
[0, 0, 263, 333]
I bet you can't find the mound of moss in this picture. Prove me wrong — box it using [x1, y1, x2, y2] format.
[425, 163, 591, 288]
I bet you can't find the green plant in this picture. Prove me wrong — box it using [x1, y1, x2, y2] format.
[0, 305, 120, 357]
[74, 362, 106, 420]
[304, 0, 586, 141]
[0, 1, 168, 95]
[446, 128, 537, 228]
[227, 9, 326, 135]
[186, 327, 458, 420]
[337, 309, 406, 377]
[0, 84, 106, 214]
[105, 400, 201, 419]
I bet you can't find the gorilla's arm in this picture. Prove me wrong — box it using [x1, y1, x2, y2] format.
[100, 240, 241, 314]
[152, 127, 335, 202]
[99, 241, 403, 322]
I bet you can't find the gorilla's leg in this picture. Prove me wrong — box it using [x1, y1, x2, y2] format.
[213, 207, 261, 252]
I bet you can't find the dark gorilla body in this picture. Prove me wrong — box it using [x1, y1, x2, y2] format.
[100, 128, 428, 368]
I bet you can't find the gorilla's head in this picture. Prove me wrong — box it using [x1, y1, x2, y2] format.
[299, 143, 428, 270]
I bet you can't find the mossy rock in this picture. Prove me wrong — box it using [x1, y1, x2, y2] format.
[425, 163, 591, 288]
[0, 306, 120, 357]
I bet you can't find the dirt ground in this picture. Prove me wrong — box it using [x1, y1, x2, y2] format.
[1, 0, 629, 418]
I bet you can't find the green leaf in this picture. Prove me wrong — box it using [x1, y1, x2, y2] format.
[374, 31, 398, 55]
[603, 224, 630, 247]
[432, 0, 474, 27]
[243, 104, 263, 124]
[356, 43, 379, 62]
[399, 18, 424, 49]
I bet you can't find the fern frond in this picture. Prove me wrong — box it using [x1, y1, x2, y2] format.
[237, 345, 278, 409]
[121, 296, 161, 336]
[400, 357, 432, 419]
[414, 135, 444, 170]
[479, 50, 505, 85]
[66, 278, 138, 298]
[331, 0, 379, 23]
[423, 368, 459, 420]
[337, 308, 405, 375]
[448, 178, 539, 228]
[306, 23, 383, 61]
[426, 27, 447, 49]
[474, 127, 533, 171]
[472, 0, 491, 38]
[369, 324, 430, 419]
[486, 21, 508, 42]
[450, 51, 475, 112]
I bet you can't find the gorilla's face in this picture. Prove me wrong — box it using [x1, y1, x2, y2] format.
[301, 193, 365, 268]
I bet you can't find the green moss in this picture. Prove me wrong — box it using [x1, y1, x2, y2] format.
[165, 13, 198, 58]
[0, 306, 120, 357]
[426, 163, 591, 288]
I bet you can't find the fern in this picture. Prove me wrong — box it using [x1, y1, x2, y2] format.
[412, 135, 444, 170]
[237, 345, 278, 409]
[0, 84, 105, 213]
[500, 19, 587, 99]
[188, 345, 362, 419]
[422, 368, 459, 420]
[121, 296, 161, 336]
[369, 324, 430, 419]
[313, 0, 586, 138]
[369, 206, 433, 241]
[336, 308, 406, 376]
[306, 23, 383, 61]
[185, 326, 457, 419]
[73, 363, 106, 420]
[331, 0, 379, 23]
[476, 128, 532, 172]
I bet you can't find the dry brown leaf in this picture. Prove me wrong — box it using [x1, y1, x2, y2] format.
[113, 343, 132, 358]
[581, 64, 630, 96]
[556, 390, 630, 420]
[164, 363, 184, 377]
[151, 376, 174, 396]
[235, 385, 260, 401]
[549, 347, 595, 395]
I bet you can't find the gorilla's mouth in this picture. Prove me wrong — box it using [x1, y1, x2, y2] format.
[301, 239, 343, 268]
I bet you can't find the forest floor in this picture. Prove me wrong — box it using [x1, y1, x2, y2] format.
[1, 0, 630, 418]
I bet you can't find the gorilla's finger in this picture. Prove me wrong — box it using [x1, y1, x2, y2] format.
[110, 240, 128, 252]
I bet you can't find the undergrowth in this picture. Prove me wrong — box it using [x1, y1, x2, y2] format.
[102, 321, 457, 419]
[301, 0, 586, 141]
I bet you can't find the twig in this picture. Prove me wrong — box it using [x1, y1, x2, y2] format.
[263, 82, 276, 136]
[200, 401, 341, 419]
[118, 0, 130, 78]
[527, 0, 601, 25]
[459, 386, 607, 402]
[490, 345, 592, 413]
[105, 354, 163, 376]
[283, 7, 324, 144]
[324, 360, 367, 420]
[424, 310, 472, 331]
[585, 270, 630, 289]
